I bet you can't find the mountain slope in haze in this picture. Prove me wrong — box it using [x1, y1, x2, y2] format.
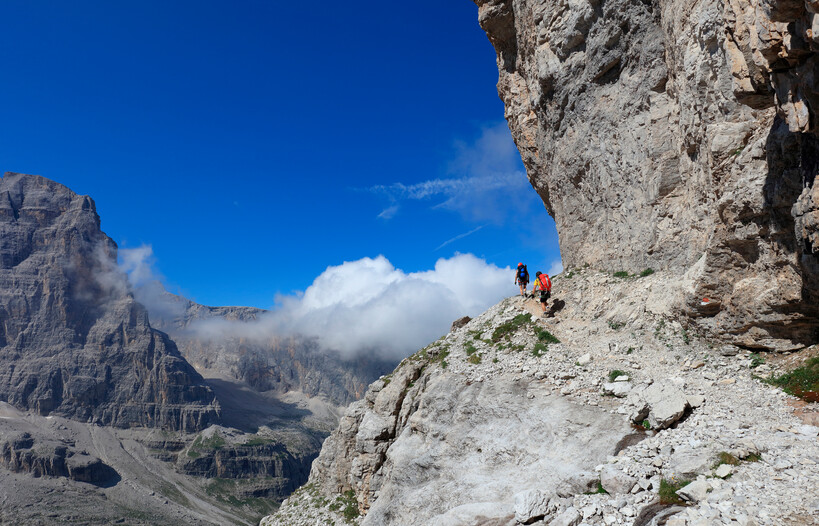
[145, 288, 398, 410]
[0, 172, 219, 432]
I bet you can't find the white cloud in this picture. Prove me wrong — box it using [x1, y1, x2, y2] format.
[377, 205, 399, 220]
[118, 245, 185, 320]
[548, 259, 564, 276]
[119, 245, 158, 288]
[185, 253, 515, 359]
[367, 123, 541, 225]
[436, 225, 485, 251]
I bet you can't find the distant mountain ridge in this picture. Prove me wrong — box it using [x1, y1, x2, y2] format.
[0, 172, 219, 431]
[146, 287, 396, 408]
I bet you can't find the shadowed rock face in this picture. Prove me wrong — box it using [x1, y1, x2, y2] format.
[0, 173, 219, 431]
[473, 0, 819, 350]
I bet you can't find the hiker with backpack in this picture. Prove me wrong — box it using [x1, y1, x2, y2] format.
[515, 263, 529, 297]
[532, 271, 552, 315]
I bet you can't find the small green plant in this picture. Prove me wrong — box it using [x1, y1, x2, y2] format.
[565, 270, 575, 279]
[608, 369, 627, 382]
[532, 343, 548, 357]
[767, 356, 819, 401]
[713, 452, 741, 469]
[341, 490, 359, 522]
[492, 357, 499, 363]
[536, 328, 560, 344]
[730, 145, 745, 156]
[642, 420, 651, 430]
[613, 271, 630, 278]
[655, 319, 666, 340]
[746, 452, 762, 462]
[465, 342, 477, 356]
[584, 481, 608, 495]
[492, 313, 532, 342]
[681, 328, 691, 345]
[639, 268, 654, 277]
[468, 353, 482, 365]
[749, 352, 765, 369]
[626, 347, 634, 354]
[659, 477, 691, 505]
[608, 320, 624, 330]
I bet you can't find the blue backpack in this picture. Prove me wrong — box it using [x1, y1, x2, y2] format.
[517, 265, 529, 282]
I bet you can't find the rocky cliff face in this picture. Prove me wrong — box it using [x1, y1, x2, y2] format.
[473, 0, 819, 351]
[261, 270, 819, 526]
[0, 173, 219, 431]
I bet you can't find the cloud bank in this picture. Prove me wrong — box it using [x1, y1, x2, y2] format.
[122, 249, 515, 360]
[268, 254, 512, 357]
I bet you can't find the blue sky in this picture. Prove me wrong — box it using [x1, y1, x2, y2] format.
[1, 0, 561, 309]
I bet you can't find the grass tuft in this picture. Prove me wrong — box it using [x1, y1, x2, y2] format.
[584, 481, 608, 495]
[639, 268, 654, 277]
[749, 352, 765, 369]
[532, 343, 548, 357]
[767, 356, 819, 402]
[713, 452, 741, 469]
[492, 314, 532, 342]
[608, 369, 627, 382]
[536, 328, 560, 344]
[613, 271, 630, 278]
[659, 478, 691, 505]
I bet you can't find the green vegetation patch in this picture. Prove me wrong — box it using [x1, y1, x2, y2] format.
[639, 268, 654, 277]
[465, 342, 477, 356]
[584, 481, 609, 495]
[613, 271, 630, 278]
[608, 369, 627, 382]
[532, 343, 548, 357]
[749, 352, 765, 369]
[329, 490, 360, 523]
[188, 432, 226, 457]
[768, 356, 819, 402]
[536, 328, 560, 344]
[204, 478, 280, 521]
[659, 478, 691, 505]
[492, 313, 532, 342]
[713, 452, 741, 469]
[467, 353, 482, 365]
[608, 320, 624, 330]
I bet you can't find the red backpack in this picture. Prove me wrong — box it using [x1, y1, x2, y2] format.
[538, 274, 551, 291]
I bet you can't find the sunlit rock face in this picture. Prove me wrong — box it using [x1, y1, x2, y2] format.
[0, 172, 219, 431]
[473, 0, 819, 351]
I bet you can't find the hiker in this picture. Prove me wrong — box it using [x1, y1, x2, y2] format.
[514, 263, 529, 296]
[532, 271, 552, 315]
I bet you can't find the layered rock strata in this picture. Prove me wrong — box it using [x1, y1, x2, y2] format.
[175, 425, 320, 500]
[0, 430, 117, 486]
[473, 0, 819, 351]
[0, 173, 219, 431]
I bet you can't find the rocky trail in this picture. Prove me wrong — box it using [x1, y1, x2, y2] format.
[261, 268, 819, 525]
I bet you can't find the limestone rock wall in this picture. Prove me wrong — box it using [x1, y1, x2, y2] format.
[0, 173, 219, 431]
[473, 0, 819, 350]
